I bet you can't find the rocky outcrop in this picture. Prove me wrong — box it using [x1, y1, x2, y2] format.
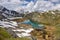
[30, 25, 56, 40]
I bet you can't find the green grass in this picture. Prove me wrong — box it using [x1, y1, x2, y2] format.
[55, 25, 60, 39]
[0, 27, 12, 40]
[5, 37, 31, 40]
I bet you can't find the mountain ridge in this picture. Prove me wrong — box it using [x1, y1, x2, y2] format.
[0, 5, 24, 20]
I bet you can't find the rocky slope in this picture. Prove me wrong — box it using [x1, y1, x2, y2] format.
[24, 10, 60, 40]
[25, 10, 60, 26]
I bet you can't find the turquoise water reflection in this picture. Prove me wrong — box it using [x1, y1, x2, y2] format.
[22, 20, 44, 29]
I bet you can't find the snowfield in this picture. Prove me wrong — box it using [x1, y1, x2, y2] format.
[0, 20, 34, 37]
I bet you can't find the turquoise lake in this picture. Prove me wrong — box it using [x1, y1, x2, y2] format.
[22, 20, 44, 29]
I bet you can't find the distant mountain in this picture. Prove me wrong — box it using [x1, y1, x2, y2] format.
[0, 5, 24, 20]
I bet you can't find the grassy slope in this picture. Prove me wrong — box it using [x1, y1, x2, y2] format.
[55, 25, 60, 39]
[0, 27, 12, 40]
[0, 27, 31, 40]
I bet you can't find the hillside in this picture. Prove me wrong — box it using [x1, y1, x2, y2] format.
[25, 10, 60, 40]
[25, 10, 60, 26]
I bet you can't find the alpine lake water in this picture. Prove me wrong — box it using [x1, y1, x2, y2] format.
[21, 20, 45, 29]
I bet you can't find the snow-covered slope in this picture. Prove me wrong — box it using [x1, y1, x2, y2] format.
[0, 5, 24, 20]
[0, 21, 18, 28]
[0, 20, 34, 37]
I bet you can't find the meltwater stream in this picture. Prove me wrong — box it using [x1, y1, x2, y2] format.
[21, 20, 44, 29]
